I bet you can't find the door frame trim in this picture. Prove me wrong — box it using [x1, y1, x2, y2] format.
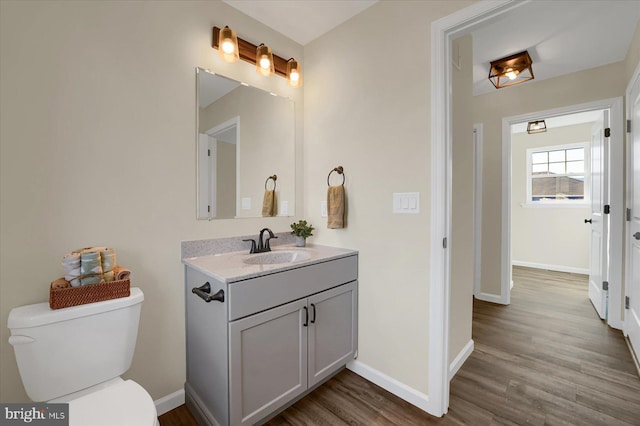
[429, 0, 525, 416]
[501, 97, 624, 326]
[624, 62, 640, 338]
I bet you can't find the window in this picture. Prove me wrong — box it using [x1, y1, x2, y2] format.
[526, 143, 589, 204]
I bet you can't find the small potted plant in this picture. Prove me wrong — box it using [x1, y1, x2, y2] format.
[290, 220, 314, 247]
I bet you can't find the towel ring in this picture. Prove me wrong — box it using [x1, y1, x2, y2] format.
[265, 175, 277, 191]
[327, 166, 345, 186]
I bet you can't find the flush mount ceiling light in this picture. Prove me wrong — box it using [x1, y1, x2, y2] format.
[489, 50, 534, 89]
[212, 26, 300, 86]
[527, 120, 547, 134]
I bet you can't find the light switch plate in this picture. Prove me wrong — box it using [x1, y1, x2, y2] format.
[241, 197, 251, 210]
[280, 200, 288, 216]
[320, 201, 328, 217]
[393, 192, 420, 214]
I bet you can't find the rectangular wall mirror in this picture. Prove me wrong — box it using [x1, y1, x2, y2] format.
[196, 67, 295, 220]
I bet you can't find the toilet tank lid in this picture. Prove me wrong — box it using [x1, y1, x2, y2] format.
[8, 288, 144, 329]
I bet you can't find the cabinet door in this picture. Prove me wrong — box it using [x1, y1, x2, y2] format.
[229, 299, 308, 425]
[307, 281, 358, 387]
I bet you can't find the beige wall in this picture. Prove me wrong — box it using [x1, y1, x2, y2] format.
[511, 124, 592, 272]
[217, 141, 236, 219]
[0, 0, 303, 403]
[450, 34, 474, 365]
[625, 20, 640, 83]
[473, 62, 628, 296]
[303, 0, 473, 394]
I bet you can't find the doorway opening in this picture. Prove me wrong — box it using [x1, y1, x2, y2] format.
[500, 99, 623, 320]
[508, 108, 610, 318]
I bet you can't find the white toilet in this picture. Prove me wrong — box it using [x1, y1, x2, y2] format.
[8, 288, 159, 426]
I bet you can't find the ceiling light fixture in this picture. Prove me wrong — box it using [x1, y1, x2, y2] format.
[212, 26, 300, 86]
[489, 50, 534, 89]
[527, 120, 547, 134]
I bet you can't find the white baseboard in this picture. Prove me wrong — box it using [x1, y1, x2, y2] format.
[474, 291, 503, 304]
[449, 340, 474, 380]
[346, 360, 436, 415]
[512, 260, 589, 275]
[154, 388, 185, 416]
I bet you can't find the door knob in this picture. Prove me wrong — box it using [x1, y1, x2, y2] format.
[634, 232, 640, 240]
[584, 219, 592, 224]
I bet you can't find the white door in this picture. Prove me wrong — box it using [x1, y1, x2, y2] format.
[625, 72, 640, 357]
[588, 111, 609, 319]
[197, 134, 217, 219]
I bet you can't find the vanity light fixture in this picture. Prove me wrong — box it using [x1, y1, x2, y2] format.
[217, 26, 239, 63]
[256, 44, 275, 76]
[212, 26, 300, 85]
[527, 120, 547, 134]
[488, 50, 534, 89]
[286, 58, 302, 88]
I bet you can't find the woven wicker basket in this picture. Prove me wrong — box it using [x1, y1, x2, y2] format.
[49, 278, 131, 310]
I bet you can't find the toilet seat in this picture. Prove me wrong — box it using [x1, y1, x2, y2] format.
[68, 379, 158, 426]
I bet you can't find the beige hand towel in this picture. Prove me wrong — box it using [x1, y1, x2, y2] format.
[113, 266, 131, 281]
[262, 189, 277, 217]
[327, 185, 345, 229]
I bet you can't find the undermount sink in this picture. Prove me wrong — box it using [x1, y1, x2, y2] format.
[243, 250, 311, 265]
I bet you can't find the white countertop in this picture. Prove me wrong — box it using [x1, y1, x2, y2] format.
[182, 244, 357, 283]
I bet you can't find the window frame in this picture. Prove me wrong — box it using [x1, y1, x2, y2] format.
[525, 142, 590, 208]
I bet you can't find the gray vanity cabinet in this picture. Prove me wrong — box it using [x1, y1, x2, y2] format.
[228, 298, 308, 426]
[228, 281, 357, 425]
[185, 252, 358, 426]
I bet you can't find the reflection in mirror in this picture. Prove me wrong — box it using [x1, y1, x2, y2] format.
[196, 68, 295, 219]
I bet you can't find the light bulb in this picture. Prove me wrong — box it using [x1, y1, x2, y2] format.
[259, 56, 271, 69]
[289, 70, 300, 82]
[221, 40, 235, 54]
[505, 68, 519, 80]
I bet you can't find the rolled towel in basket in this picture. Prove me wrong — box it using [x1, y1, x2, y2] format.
[80, 251, 103, 286]
[113, 266, 131, 281]
[100, 248, 116, 280]
[51, 278, 71, 290]
[62, 252, 81, 287]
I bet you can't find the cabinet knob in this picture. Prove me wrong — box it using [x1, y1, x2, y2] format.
[192, 282, 225, 303]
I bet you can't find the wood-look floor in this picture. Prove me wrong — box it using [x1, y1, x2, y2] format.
[159, 266, 640, 425]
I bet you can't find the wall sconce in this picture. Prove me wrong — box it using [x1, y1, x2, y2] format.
[286, 58, 302, 88]
[217, 26, 239, 63]
[212, 26, 301, 87]
[527, 120, 547, 134]
[256, 44, 274, 76]
[489, 50, 534, 89]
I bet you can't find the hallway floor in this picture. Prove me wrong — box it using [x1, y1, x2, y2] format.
[159, 266, 640, 425]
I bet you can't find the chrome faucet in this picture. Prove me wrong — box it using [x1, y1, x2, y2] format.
[243, 228, 278, 254]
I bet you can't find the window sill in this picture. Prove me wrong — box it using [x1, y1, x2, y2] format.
[520, 202, 589, 209]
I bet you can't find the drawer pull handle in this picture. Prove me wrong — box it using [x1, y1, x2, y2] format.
[310, 303, 316, 324]
[192, 282, 225, 303]
[303, 306, 308, 327]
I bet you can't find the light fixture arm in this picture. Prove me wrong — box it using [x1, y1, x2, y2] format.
[212, 26, 289, 78]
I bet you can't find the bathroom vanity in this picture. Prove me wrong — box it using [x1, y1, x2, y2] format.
[183, 244, 358, 426]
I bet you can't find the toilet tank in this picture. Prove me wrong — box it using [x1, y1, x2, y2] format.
[7, 288, 144, 402]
